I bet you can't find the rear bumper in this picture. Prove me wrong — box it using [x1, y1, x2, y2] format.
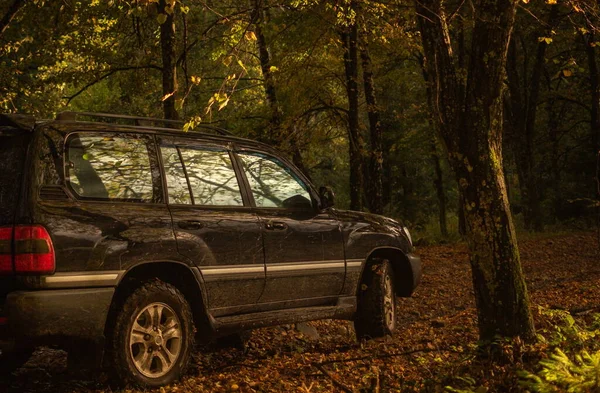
[2, 288, 114, 345]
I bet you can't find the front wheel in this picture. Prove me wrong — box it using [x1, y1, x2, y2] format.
[354, 259, 397, 340]
[110, 279, 194, 387]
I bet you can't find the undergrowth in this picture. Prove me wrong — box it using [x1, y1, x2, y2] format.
[445, 308, 600, 393]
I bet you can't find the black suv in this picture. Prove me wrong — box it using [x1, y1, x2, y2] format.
[0, 112, 421, 387]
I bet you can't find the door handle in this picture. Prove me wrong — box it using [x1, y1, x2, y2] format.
[178, 220, 204, 230]
[265, 221, 288, 231]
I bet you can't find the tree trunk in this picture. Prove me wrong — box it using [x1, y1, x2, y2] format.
[547, 91, 562, 220]
[418, 52, 448, 238]
[341, 14, 364, 211]
[506, 37, 543, 231]
[505, 6, 558, 231]
[251, 0, 308, 178]
[252, 0, 281, 143]
[416, 0, 535, 341]
[159, 0, 178, 120]
[0, 0, 26, 40]
[360, 37, 383, 214]
[431, 142, 448, 238]
[584, 29, 600, 168]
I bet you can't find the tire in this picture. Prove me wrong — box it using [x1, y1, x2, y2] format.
[354, 259, 397, 340]
[110, 279, 194, 387]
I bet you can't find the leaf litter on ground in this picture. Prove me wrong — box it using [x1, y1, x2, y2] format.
[3, 231, 599, 392]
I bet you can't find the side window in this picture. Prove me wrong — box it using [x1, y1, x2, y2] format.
[238, 152, 312, 209]
[67, 134, 154, 201]
[161, 145, 243, 206]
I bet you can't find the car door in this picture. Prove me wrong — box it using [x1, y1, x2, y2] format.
[235, 149, 345, 305]
[159, 138, 264, 314]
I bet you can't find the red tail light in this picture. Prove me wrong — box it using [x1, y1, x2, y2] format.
[0, 225, 55, 275]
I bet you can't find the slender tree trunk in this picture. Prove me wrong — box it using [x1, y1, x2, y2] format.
[0, 0, 26, 40]
[505, 6, 557, 231]
[159, 0, 178, 120]
[584, 29, 600, 165]
[431, 142, 448, 238]
[416, 0, 535, 341]
[547, 92, 562, 220]
[341, 14, 364, 211]
[252, 0, 281, 143]
[360, 37, 383, 214]
[418, 52, 448, 238]
[251, 0, 308, 177]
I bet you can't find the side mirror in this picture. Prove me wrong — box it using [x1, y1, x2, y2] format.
[319, 186, 335, 209]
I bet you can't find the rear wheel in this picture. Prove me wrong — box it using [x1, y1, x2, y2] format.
[110, 279, 194, 387]
[354, 259, 397, 340]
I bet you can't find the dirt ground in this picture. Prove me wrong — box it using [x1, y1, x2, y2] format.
[2, 231, 598, 393]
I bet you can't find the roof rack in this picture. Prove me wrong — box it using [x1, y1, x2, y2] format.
[55, 111, 232, 136]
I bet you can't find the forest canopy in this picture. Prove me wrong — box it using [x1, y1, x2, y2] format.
[1, 0, 597, 238]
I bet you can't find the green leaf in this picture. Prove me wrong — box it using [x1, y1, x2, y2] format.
[157, 13, 167, 24]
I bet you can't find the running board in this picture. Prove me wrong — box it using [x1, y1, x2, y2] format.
[212, 299, 356, 335]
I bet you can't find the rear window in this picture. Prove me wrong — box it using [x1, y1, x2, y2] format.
[0, 128, 31, 225]
[66, 133, 154, 202]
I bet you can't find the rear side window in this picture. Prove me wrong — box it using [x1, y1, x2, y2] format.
[161, 145, 243, 206]
[67, 134, 154, 202]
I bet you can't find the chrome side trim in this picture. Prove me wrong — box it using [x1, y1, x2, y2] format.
[267, 260, 345, 272]
[346, 259, 363, 270]
[42, 272, 121, 288]
[201, 266, 265, 276]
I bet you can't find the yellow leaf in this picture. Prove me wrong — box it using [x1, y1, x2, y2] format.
[156, 13, 167, 24]
[562, 69, 572, 77]
[218, 98, 230, 111]
[222, 56, 233, 67]
[245, 31, 257, 41]
[546, 0, 556, 4]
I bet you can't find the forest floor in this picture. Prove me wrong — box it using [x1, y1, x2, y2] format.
[2, 231, 599, 393]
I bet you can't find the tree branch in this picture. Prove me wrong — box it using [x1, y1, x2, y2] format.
[0, 0, 26, 40]
[62, 65, 162, 105]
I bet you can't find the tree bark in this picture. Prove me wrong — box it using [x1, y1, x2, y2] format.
[432, 142, 448, 238]
[159, 0, 178, 120]
[341, 11, 364, 211]
[251, 0, 309, 178]
[252, 0, 281, 143]
[360, 36, 384, 214]
[416, 0, 535, 341]
[418, 52, 448, 238]
[0, 0, 26, 40]
[584, 29, 600, 165]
